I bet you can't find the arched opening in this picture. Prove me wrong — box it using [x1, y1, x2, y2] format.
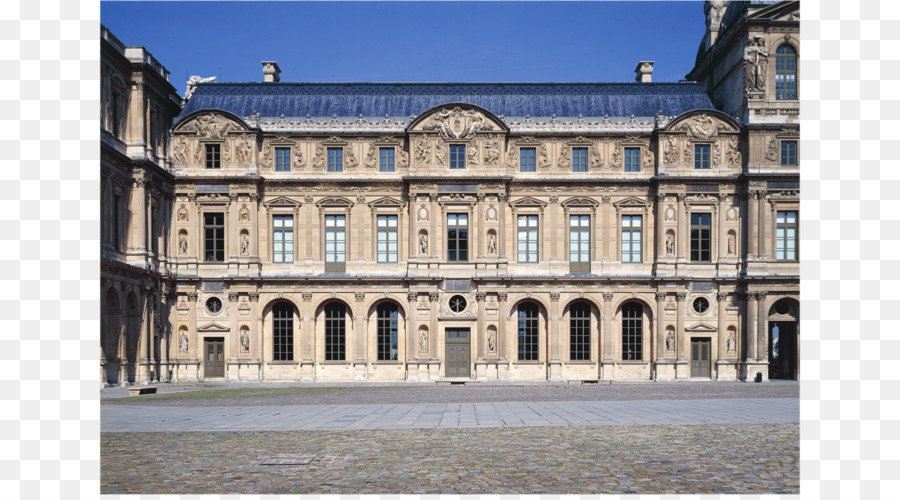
[768, 298, 799, 380]
[376, 302, 399, 361]
[517, 302, 540, 361]
[775, 45, 797, 100]
[272, 302, 295, 361]
[621, 302, 644, 361]
[568, 301, 592, 361]
[324, 302, 347, 361]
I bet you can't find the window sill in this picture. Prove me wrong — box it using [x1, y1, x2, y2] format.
[268, 360, 299, 365]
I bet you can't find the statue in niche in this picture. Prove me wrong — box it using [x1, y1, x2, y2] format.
[419, 233, 428, 254]
[488, 233, 496, 254]
[419, 330, 428, 352]
[488, 332, 496, 353]
[666, 234, 675, 255]
[665, 331, 674, 352]
[241, 234, 249, 255]
[727, 234, 736, 255]
[727, 332, 735, 353]
[179, 235, 188, 255]
[179, 333, 189, 353]
[240, 331, 250, 352]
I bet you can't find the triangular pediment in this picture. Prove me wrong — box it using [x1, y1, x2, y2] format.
[748, 0, 799, 22]
[197, 322, 230, 332]
[263, 196, 302, 207]
[368, 197, 405, 208]
[509, 196, 547, 208]
[685, 322, 718, 333]
[614, 196, 651, 209]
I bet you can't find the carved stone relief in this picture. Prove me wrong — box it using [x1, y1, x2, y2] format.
[557, 147, 570, 169]
[765, 138, 778, 161]
[425, 107, 492, 139]
[744, 36, 769, 92]
[664, 136, 678, 165]
[416, 139, 431, 164]
[483, 139, 500, 165]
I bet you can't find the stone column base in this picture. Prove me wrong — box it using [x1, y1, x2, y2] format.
[741, 361, 769, 382]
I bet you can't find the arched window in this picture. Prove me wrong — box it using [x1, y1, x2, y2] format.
[569, 302, 591, 361]
[517, 303, 539, 361]
[622, 302, 643, 361]
[325, 303, 346, 361]
[273, 302, 294, 361]
[776, 45, 797, 100]
[376, 302, 398, 361]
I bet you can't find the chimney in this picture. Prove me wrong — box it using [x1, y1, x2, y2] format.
[635, 61, 654, 83]
[262, 61, 281, 83]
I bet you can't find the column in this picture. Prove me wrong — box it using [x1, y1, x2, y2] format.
[757, 291, 768, 364]
[429, 292, 439, 359]
[548, 292, 561, 380]
[228, 293, 239, 364]
[476, 293, 487, 359]
[717, 292, 729, 360]
[354, 293, 367, 364]
[498, 194, 508, 260]
[249, 292, 260, 371]
[407, 292, 418, 362]
[675, 292, 686, 361]
[301, 293, 314, 363]
[677, 194, 687, 261]
[142, 286, 153, 383]
[497, 293, 508, 359]
[757, 193, 767, 259]
[187, 292, 199, 380]
[130, 177, 147, 254]
[229, 193, 239, 260]
[602, 292, 613, 362]
[718, 195, 728, 261]
[656, 193, 666, 261]
[158, 287, 169, 382]
[745, 291, 757, 361]
[748, 191, 759, 257]
[656, 292, 667, 360]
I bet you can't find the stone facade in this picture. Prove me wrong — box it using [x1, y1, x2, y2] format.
[100, 1, 799, 386]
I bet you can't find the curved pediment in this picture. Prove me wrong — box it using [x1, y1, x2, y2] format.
[665, 109, 739, 139]
[407, 103, 507, 138]
[174, 110, 250, 138]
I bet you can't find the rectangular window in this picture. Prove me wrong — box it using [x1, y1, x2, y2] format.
[572, 147, 588, 172]
[327, 147, 343, 172]
[205, 144, 220, 169]
[569, 215, 590, 273]
[621, 215, 642, 263]
[621, 303, 643, 361]
[325, 304, 346, 361]
[450, 145, 466, 169]
[518, 304, 539, 361]
[694, 145, 710, 169]
[379, 147, 395, 172]
[781, 141, 797, 166]
[447, 213, 468, 262]
[272, 215, 293, 263]
[275, 147, 291, 172]
[776, 211, 798, 260]
[520, 147, 536, 172]
[624, 147, 640, 172]
[273, 304, 294, 361]
[569, 303, 591, 361]
[325, 215, 346, 272]
[376, 304, 399, 361]
[690, 213, 711, 262]
[377, 215, 398, 263]
[204, 213, 224, 262]
[517, 215, 539, 263]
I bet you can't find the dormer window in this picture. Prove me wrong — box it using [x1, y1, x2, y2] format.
[205, 144, 220, 169]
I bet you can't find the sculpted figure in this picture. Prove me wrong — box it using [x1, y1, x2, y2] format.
[435, 142, 447, 165]
[727, 332, 735, 353]
[666, 331, 674, 352]
[179, 333, 189, 353]
[184, 75, 215, 101]
[241, 331, 250, 351]
[241, 234, 249, 255]
[488, 233, 496, 254]
[179, 235, 188, 255]
[727, 233, 736, 255]
[177, 205, 188, 222]
[419, 330, 428, 352]
[415, 140, 431, 163]
[419, 233, 428, 254]
[488, 332, 496, 353]
[744, 38, 768, 91]
[666, 234, 675, 255]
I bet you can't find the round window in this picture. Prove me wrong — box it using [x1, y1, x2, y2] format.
[692, 297, 709, 314]
[449, 295, 467, 314]
[775, 300, 790, 315]
[206, 297, 222, 314]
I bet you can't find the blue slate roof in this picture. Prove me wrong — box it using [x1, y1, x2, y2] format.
[177, 82, 715, 124]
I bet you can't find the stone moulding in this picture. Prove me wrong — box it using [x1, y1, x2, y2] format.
[244, 113, 677, 134]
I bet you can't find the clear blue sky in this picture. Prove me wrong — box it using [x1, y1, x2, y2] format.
[101, 1, 707, 93]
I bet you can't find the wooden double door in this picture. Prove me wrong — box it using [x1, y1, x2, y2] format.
[445, 328, 471, 378]
[205, 338, 225, 378]
[690, 338, 711, 378]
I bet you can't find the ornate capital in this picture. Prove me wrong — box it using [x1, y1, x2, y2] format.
[187, 293, 198, 302]
[744, 291, 756, 301]
[549, 195, 559, 203]
[428, 193, 439, 202]
[248, 292, 259, 302]
[355, 292, 365, 302]
[602, 292, 614, 302]
[497, 193, 508, 202]
[549, 292, 560, 301]
[755, 291, 768, 300]
[716, 292, 729, 303]
[676, 193, 687, 202]
[675, 292, 687, 302]
[429, 292, 439, 302]
[302, 292, 312, 302]
[227, 292, 239, 302]
[407, 292, 418, 303]
[497, 292, 508, 302]
[656, 292, 667, 302]
[656, 192, 667, 202]
[476, 193, 486, 202]
[476, 292, 487, 302]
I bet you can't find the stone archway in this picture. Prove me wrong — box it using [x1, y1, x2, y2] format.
[768, 298, 799, 380]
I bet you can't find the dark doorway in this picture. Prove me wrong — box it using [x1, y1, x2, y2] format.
[769, 321, 798, 380]
[690, 338, 711, 378]
[445, 328, 470, 378]
[205, 338, 225, 378]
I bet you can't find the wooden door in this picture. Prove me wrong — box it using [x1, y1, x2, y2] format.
[205, 338, 225, 378]
[445, 328, 470, 378]
[690, 339, 710, 378]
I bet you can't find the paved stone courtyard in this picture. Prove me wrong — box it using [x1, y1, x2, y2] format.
[101, 382, 799, 494]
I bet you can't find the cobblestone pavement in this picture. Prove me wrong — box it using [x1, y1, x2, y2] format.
[102, 380, 799, 406]
[101, 423, 799, 494]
